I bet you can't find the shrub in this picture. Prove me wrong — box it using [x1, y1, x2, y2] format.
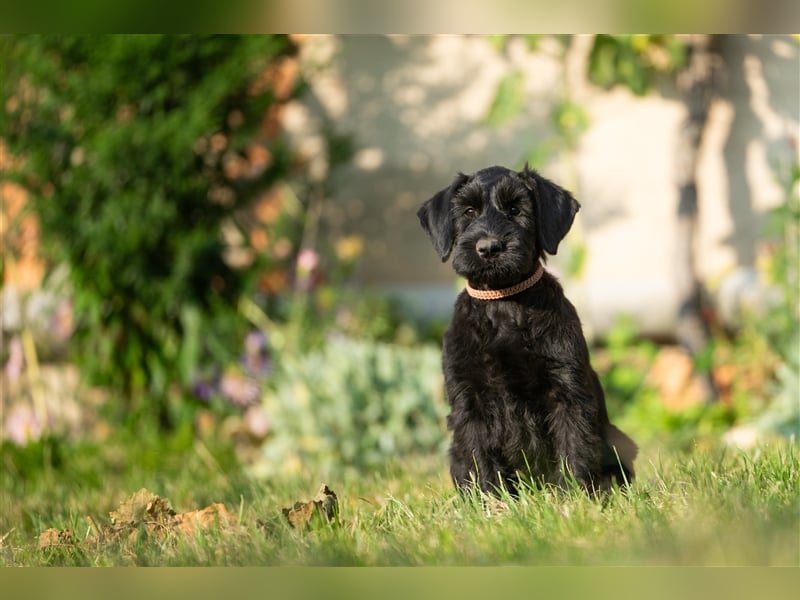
[253, 336, 448, 477]
[0, 35, 299, 428]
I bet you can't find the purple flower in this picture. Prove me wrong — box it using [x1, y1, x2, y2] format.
[192, 379, 215, 403]
[244, 330, 268, 356]
[242, 330, 271, 378]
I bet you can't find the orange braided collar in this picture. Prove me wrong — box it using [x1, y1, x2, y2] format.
[465, 262, 545, 300]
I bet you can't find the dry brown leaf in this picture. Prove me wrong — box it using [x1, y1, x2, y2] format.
[37, 488, 243, 551]
[313, 484, 339, 522]
[109, 488, 176, 527]
[283, 499, 316, 529]
[173, 502, 239, 537]
[282, 484, 339, 530]
[38, 527, 75, 549]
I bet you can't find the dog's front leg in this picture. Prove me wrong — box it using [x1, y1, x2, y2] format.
[545, 387, 602, 490]
[448, 422, 514, 495]
[448, 430, 494, 494]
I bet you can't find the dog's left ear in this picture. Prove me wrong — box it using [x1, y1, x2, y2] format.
[519, 165, 580, 255]
[417, 172, 470, 262]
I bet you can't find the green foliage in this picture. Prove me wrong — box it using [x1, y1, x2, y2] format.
[596, 316, 657, 407]
[255, 336, 447, 477]
[761, 162, 800, 364]
[593, 316, 736, 450]
[620, 392, 737, 451]
[483, 35, 688, 167]
[722, 160, 800, 439]
[0, 35, 298, 427]
[588, 35, 688, 96]
[550, 99, 590, 147]
[484, 70, 526, 127]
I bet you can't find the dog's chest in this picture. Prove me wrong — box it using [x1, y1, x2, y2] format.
[443, 299, 554, 469]
[443, 299, 548, 404]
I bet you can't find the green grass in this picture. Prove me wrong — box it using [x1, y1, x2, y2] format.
[1, 432, 797, 566]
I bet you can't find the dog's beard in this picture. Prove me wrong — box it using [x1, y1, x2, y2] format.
[451, 236, 537, 289]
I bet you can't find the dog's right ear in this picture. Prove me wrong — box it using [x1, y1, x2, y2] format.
[417, 172, 469, 262]
[519, 164, 580, 255]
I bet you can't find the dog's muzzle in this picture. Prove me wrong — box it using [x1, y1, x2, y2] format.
[475, 236, 505, 259]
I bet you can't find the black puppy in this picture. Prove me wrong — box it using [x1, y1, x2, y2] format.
[418, 165, 637, 495]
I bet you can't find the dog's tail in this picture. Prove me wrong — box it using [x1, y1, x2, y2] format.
[601, 423, 638, 487]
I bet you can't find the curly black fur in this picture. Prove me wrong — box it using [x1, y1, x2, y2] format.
[418, 165, 637, 495]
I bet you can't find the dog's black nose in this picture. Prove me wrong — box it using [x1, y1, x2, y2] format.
[476, 237, 504, 258]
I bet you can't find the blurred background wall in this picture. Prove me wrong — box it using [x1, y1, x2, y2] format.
[283, 34, 799, 339]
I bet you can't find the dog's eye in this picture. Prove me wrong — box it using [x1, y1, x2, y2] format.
[508, 206, 520, 216]
[464, 207, 477, 218]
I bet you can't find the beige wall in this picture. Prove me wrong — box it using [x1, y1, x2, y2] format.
[285, 35, 799, 336]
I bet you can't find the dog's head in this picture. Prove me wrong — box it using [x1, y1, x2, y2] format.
[417, 165, 580, 287]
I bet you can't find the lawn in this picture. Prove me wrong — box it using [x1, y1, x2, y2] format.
[1, 428, 796, 567]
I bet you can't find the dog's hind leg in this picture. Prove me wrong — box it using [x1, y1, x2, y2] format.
[600, 423, 638, 488]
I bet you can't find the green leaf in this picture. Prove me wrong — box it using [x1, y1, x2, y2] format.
[486, 35, 509, 51]
[566, 243, 587, 279]
[551, 100, 590, 144]
[178, 304, 202, 385]
[523, 35, 542, 52]
[520, 140, 559, 171]
[588, 34, 688, 96]
[484, 70, 526, 127]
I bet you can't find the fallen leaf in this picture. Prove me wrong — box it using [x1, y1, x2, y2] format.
[38, 527, 75, 549]
[109, 488, 175, 528]
[282, 483, 339, 530]
[313, 484, 339, 522]
[283, 499, 316, 529]
[37, 488, 242, 551]
[173, 503, 239, 537]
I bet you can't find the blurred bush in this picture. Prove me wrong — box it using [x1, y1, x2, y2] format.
[604, 162, 800, 449]
[0, 35, 300, 428]
[588, 34, 687, 95]
[715, 162, 800, 443]
[251, 335, 447, 477]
